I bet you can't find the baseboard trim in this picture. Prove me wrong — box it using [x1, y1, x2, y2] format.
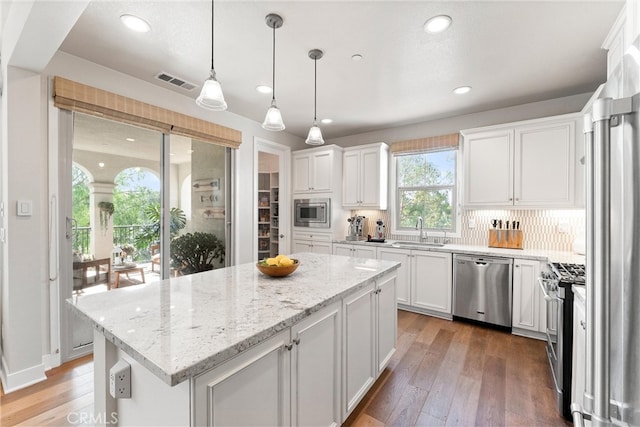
[1, 354, 47, 394]
[43, 352, 62, 371]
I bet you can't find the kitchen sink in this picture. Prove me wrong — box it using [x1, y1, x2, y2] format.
[390, 240, 446, 248]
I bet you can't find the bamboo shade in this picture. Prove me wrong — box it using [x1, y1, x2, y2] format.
[53, 76, 242, 148]
[390, 133, 460, 155]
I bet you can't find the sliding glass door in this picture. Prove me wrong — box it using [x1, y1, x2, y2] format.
[61, 112, 231, 361]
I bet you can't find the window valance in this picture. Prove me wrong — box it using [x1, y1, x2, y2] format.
[53, 76, 242, 149]
[390, 133, 459, 155]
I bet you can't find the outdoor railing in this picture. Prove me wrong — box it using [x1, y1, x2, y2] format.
[74, 224, 151, 261]
[73, 226, 91, 255]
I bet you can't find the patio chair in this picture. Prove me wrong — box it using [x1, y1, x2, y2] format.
[150, 243, 161, 272]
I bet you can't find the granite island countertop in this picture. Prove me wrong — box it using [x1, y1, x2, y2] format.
[67, 252, 400, 386]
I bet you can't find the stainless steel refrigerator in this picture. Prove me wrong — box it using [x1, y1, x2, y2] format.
[575, 30, 640, 427]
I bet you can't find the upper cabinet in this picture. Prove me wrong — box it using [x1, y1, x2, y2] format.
[342, 143, 389, 209]
[462, 114, 581, 208]
[292, 145, 343, 194]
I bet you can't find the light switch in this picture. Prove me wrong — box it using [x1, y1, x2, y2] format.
[17, 200, 32, 217]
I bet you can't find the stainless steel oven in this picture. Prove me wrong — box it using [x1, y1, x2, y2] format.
[539, 263, 585, 420]
[294, 198, 330, 228]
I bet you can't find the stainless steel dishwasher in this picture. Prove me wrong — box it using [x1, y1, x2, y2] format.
[453, 254, 513, 328]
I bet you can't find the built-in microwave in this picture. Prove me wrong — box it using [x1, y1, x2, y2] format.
[294, 198, 330, 228]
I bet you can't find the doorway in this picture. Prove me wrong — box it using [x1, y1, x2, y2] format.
[59, 112, 232, 362]
[254, 138, 291, 260]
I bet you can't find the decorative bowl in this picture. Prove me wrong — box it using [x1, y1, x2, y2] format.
[256, 259, 300, 277]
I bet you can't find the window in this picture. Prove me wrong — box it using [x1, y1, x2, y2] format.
[395, 149, 457, 232]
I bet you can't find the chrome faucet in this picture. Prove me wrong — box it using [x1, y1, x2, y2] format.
[415, 217, 427, 242]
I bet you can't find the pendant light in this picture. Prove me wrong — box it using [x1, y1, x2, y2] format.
[196, 0, 227, 111]
[262, 14, 285, 131]
[305, 49, 325, 145]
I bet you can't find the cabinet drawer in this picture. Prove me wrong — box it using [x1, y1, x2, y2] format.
[293, 231, 332, 242]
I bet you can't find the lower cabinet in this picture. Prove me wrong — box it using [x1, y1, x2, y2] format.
[412, 251, 452, 315]
[293, 232, 333, 254]
[194, 272, 397, 426]
[512, 258, 546, 337]
[193, 329, 292, 426]
[332, 243, 377, 259]
[342, 274, 397, 419]
[292, 302, 342, 427]
[377, 248, 452, 317]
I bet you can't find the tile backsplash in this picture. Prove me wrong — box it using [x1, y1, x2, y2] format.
[350, 209, 585, 252]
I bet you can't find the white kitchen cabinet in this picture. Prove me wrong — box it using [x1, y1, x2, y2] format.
[462, 114, 579, 208]
[377, 247, 411, 305]
[291, 301, 342, 427]
[332, 242, 377, 259]
[342, 273, 397, 419]
[463, 128, 514, 206]
[292, 145, 342, 194]
[342, 143, 388, 209]
[411, 251, 453, 315]
[512, 258, 542, 334]
[195, 302, 343, 427]
[194, 329, 292, 426]
[376, 247, 451, 317]
[293, 231, 333, 255]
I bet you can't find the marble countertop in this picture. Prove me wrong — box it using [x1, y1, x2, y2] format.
[67, 253, 400, 386]
[333, 239, 585, 264]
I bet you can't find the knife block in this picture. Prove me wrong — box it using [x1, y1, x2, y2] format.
[488, 229, 523, 249]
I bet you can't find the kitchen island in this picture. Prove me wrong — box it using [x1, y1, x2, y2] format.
[68, 252, 400, 426]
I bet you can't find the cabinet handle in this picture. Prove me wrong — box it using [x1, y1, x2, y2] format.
[580, 320, 586, 330]
[515, 265, 520, 268]
[279, 234, 285, 238]
[293, 338, 301, 345]
[509, 197, 513, 201]
[284, 343, 293, 351]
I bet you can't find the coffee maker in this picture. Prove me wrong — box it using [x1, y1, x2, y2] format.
[374, 219, 386, 240]
[346, 215, 366, 241]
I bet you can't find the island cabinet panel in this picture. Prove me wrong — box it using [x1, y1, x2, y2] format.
[291, 301, 342, 427]
[342, 273, 398, 420]
[411, 251, 453, 315]
[376, 273, 397, 374]
[193, 329, 292, 426]
[342, 283, 377, 417]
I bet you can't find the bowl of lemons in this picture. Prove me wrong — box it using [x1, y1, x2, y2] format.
[256, 254, 300, 277]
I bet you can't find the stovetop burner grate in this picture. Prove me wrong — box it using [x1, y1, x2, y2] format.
[551, 262, 586, 284]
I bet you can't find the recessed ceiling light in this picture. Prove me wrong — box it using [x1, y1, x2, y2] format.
[170, 153, 175, 156]
[120, 14, 151, 33]
[424, 15, 452, 34]
[453, 86, 472, 95]
[256, 85, 272, 94]
[187, 149, 194, 154]
[351, 54, 363, 61]
[321, 118, 333, 124]
[125, 137, 135, 142]
[98, 162, 105, 168]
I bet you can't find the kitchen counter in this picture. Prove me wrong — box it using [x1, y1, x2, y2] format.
[333, 239, 584, 264]
[68, 252, 400, 386]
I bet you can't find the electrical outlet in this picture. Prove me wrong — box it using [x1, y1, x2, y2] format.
[109, 360, 131, 399]
[468, 219, 476, 229]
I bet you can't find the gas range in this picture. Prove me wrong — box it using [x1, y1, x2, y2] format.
[542, 261, 586, 420]
[550, 262, 586, 285]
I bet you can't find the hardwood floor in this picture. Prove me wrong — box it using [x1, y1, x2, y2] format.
[0, 311, 569, 426]
[344, 310, 570, 427]
[0, 355, 94, 426]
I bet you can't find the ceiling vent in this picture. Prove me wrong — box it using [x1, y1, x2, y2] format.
[155, 72, 197, 91]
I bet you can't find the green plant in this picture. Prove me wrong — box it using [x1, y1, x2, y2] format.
[170, 232, 225, 275]
[135, 205, 186, 250]
[97, 201, 114, 233]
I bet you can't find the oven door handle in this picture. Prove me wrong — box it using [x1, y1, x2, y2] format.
[538, 278, 560, 302]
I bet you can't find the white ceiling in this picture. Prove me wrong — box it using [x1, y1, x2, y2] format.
[60, 0, 624, 140]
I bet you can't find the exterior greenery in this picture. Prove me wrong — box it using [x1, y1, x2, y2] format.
[170, 232, 225, 275]
[396, 149, 457, 231]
